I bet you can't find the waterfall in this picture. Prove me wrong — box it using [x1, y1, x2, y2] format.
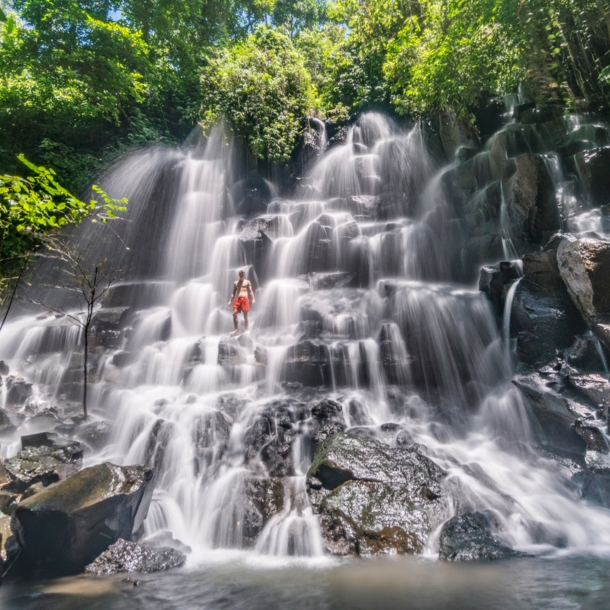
[3, 112, 610, 564]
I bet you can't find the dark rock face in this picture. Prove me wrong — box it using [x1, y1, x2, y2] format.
[513, 374, 588, 458]
[11, 462, 154, 574]
[244, 402, 301, 477]
[478, 262, 522, 322]
[306, 433, 448, 556]
[512, 250, 587, 366]
[2, 434, 84, 493]
[5, 377, 33, 407]
[582, 451, 610, 508]
[575, 146, 610, 207]
[439, 512, 523, 561]
[84, 538, 185, 574]
[506, 153, 560, 245]
[90, 307, 132, 349]
[242, 477, 285, 545]
[233, 175, 272, 217]
[237, 228, 272, 280]
[75, 420, 113, 451]
[566, 336, 607, 371]
[557, 236, 610, 350]
[309, 399, 346, 453]
[282, 340, 332, 387]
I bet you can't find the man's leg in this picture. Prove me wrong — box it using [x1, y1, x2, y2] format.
[231, 310, 239, 334]
[243, 311, 249, 332]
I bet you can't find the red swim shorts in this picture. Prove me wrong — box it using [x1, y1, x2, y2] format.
[233, 297, 250, 313]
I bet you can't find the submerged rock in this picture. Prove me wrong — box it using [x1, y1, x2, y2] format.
[306, 433, 448, 556]
[557, 236, 610, 350]
[438, 512, 523, 561]
[84, 538, 185, 574]
[11, 462, 154, 574]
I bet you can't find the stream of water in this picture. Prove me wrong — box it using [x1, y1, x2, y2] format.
[2, 111, 610, 604]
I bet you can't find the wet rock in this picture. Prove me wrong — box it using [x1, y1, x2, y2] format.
[254, 345, 268, 365]
[244, 402, 301, 477]
[566, 336, 607, 371]
[506, 153, 560, 244]
[6, 377, 33, 407]
[84, 538, 185, 574]
[237, 229, 272, 279]
[192, 410, 231, 475]
[282, 340, 332, 387]
[518, 106, 562, 125]
[513, 373, 589, 458]
[309, 398, 347, 452]
[511, 250, 587, 366]
[581, 451, 610, 508]
[307, 433, 448, 556]
[75, 420, 113, 450]
[12, 462, 154, 574]
[478, 262, 522, 321]
[242, 477, 285, 545]
[475, 98, 507, 140]
[233, 175, 272, 217]
[0, 361, 9, 376]
[300, 220, 334, 274]
[0, 490, 19, 516]
[566, 373, 610, 409]
[557, 236, 610, 350]
[90, 307, 133, 349]
[347, 195, 379, 220]
[302, 271, 355, 290]
[0, 513, 12, 563]
[2, 434, 84, 492]
[575, 146, 610, 207]
[0, 409, 13, 434]
[217, 339, 247, 367]
[111, 351, 137, 368]
[144, 419, 175, 475]
[439, 512, 523, 561]
[573, 421, 610, 453]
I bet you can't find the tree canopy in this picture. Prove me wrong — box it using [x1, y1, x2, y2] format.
[1, 0, 609, 190]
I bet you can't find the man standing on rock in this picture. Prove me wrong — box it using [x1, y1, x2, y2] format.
[228, 269, 255, 335]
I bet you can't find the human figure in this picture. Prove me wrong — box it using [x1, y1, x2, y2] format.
[227, 270, 255, 335]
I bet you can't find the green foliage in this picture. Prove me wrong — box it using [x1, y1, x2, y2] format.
[200, 27, 317, 161]
[384, 0, 525, 116]
[0, 155, 127, 267]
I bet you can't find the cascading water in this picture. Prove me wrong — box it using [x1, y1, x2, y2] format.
[3, 111, 610, 569]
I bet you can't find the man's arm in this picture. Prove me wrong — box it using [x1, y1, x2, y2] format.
[227, 282, 237, 306]
[247, 281, 256, 303]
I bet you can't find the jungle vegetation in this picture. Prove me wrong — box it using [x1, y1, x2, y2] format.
[1, 0, 610, 276]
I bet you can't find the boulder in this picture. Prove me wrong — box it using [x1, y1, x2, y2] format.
[75, 420, 113, 451]
[557, 236, 610, 350]
[0, 515, 13, 572]
[11, 462, 154, 574]
[511, 250, 587, 366]
[84, 538, 185, 574]
[575, 146, 610, 207]
[0, 409, 13, 435]
[2, 434, 84, 492]
[309, 398, 347, 453]
[306, 433, 448, 556]
[566, 374, 610, 409]
[438, 512, 523, 561]
[233, 175, 272, 217]
[5, 377, 33, 407]
[244, 402, 301, 477]
[506, 153, 560, 244]
[478, 261, 522, 322]
[89, 307, 132, 350]
[242, 477, 285, 545]
[282, 340, 332, 387]
[513, 373, 590, 458]
[566, 336, 608, 371]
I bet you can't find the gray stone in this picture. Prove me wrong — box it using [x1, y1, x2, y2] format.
[439, 512, 524, 561]
[557, 236, 610, 350]
[11, 462, 154, 574]
[513, 373, 590, 458]
[2, 435, 84, 492]
[306, 433, 448, 556]
[84, 538, 185, 574]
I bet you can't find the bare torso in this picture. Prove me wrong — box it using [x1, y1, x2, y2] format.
[235, 279, 251, 298]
